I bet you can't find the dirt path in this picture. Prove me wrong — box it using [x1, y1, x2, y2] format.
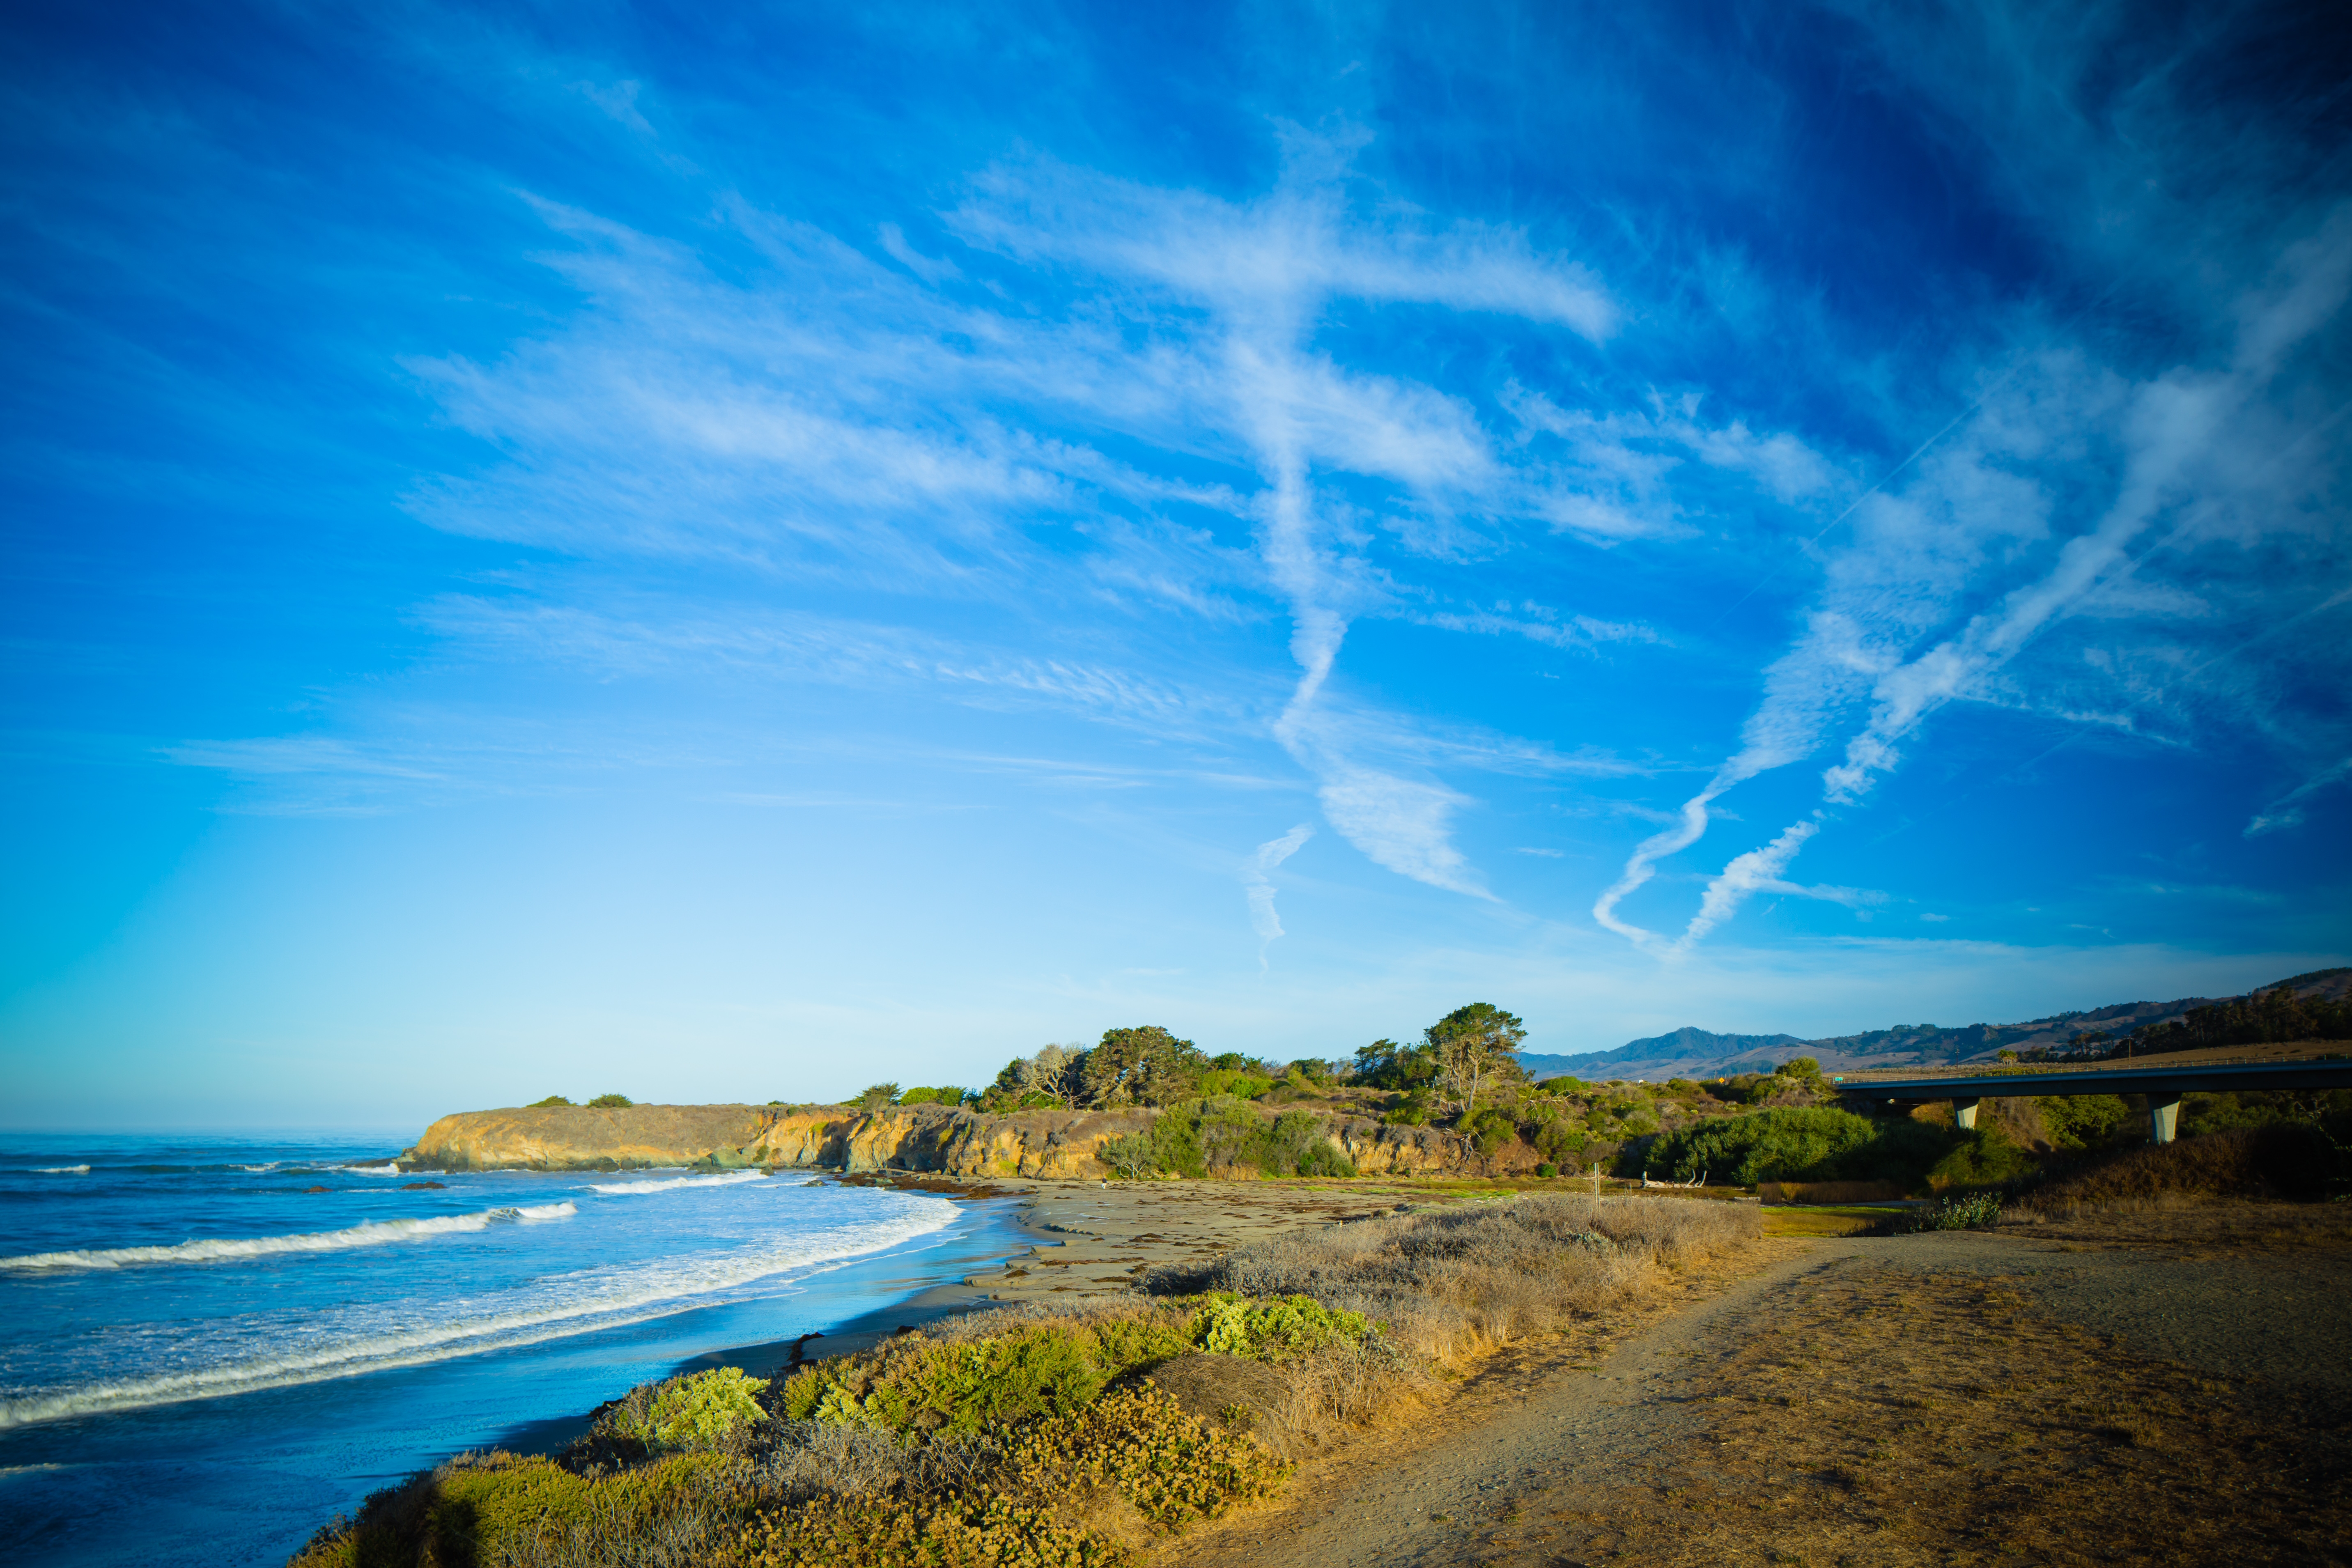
[1164, 1230, 2352, 1567]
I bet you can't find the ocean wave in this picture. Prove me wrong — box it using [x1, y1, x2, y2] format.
[588, 1171, 768, 1196]
[342, 1164, 405, 1176]
[31, 1165, 92, 1175]
[0, 1194, 958, 1428]
[0, 1202, 577, 1273]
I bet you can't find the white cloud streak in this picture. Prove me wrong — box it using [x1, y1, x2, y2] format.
[1241, 823, 1314, 966]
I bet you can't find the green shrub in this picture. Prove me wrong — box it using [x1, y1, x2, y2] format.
[613, 1367, 769, 1452]
[1383, 1094, 1429, 1126]
[856, 1082, 900, 1112]
[1199, 1068, 1275, 1100]
[1888, 1191, 2003, 1233]
[783, 1318, 1191, 1435]
[586, 1093, 632, 1109]
[2036, 1093, 2136, 1148]
[2180, 1089, 2352, 1138]
[1006, 1385, 1290, 1529]
[529, 1094, 573, 1108]
[739, 1491, 1116, 1568]
[1191, 1293, 1370, 1360]
[897, 1086, 939, 1105]
[1925, 1127, 2037, 1189]
[1461, 1107, 1518, 1157]
[1642, 1106, 1962, 1187]
[1535, 1162, 1558, 1178]
[292, 1451, 730, 1568]
[779, 1298, 1372, 1441]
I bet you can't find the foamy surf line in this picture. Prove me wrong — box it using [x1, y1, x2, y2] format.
[0, 1202, 577, 1273]
[0, 1196, 960, 1428]
[589, 1171, 767, 1196]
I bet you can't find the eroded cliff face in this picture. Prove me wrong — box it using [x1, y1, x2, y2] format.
[401, 1101, 1488, 1178]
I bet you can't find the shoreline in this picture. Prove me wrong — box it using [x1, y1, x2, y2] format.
[488, 1173, 1498, 1460]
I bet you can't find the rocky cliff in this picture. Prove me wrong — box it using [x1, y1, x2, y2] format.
[398, 1102, 1484, 1178]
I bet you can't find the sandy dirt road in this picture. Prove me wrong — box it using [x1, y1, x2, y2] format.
[1162, 1230, 2352, 1568]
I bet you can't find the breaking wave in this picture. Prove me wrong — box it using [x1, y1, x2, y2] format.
[0, 1202, 577, 1273]
[588, 1171, 767, 1196]
[31, 1166, 91, 1175]
[0, 1195, 956, 1428]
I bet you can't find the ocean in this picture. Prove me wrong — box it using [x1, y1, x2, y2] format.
[0, 1132, 1025, 1567]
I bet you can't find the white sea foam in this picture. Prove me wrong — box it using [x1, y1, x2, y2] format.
[0, 1194, 957, 1428]
[0, 1202, 576, 1273]
[31, 1165, 91, 1175]
[588, 1170, 767, 1196]
[342, 1164, 406, 1175]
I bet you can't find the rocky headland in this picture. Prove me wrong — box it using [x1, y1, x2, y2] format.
[397, 1101, 1482, 1178]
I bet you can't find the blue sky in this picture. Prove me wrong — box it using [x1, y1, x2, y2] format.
[5, 1, 2348, 1129]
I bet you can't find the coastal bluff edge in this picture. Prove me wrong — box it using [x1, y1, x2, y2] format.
[396, 1102, 1477, 1177]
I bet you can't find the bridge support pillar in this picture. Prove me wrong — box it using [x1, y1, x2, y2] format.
[2149, 1093, 2181, 1146]
[1952, 1097, 1980, 1131]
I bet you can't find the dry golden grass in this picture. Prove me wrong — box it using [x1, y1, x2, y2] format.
[2003, 1194, 2352, 1256]
[1143, 1193, 1762, 1365]
[1508, 1264, 2351, 1568]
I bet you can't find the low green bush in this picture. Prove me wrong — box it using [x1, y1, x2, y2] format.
[2036, 1093, 2136, 1148]
[781, 1297, 1374, 1438]
[612, 1366, 769, 1452]
[1887, 1191, 2003, 1233]
[1535, 1162, 1558, 1178]
[1641, 1105, 1981, 1189]
[1925, 1126, 2038, 1189]
[292, 1451, 730, 1568]
[528, 1094, 572, 1107]
[783, 1317, 1188, 1433]
[1191, 1293, 1370, 1360]
[586, 1093, 632, 1109]
[1106, 1102, 1355, 1178]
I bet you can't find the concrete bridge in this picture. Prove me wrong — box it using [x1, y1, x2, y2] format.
[1846, 1058, 2352, 1144]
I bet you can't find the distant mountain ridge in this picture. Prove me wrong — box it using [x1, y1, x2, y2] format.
[1526, 967, 2352, 1080]
[1518, 1028, 1803, 1081]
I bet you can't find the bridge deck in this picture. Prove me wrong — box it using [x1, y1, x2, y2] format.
[1845, 1059, 2352, 1099]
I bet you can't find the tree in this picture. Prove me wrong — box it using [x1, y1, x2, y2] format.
[856, 1082, 899, 1112]
[981, 1045, 1086, 1110]
[1353, 1038, 1438, 1091]
[1079, 1026, 1206, 1107]
[1425, 1003, 1527, 1118]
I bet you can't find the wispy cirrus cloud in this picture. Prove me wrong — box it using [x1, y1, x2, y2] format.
[1594, 99, 2352, 955]
[1241, 824, 1314, 966]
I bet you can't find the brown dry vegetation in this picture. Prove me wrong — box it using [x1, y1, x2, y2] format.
[1492, 1263, 2352, 1568]
[1142, 1192, 1762, 1364]
[290, 1195, 1758, 1568]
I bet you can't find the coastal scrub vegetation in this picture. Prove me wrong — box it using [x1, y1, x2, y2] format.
[290, 1194, 1757, 1568]
[1146, 1192, 1759, 1362]
[528, 1095, 573, 1108]
[585, 1094, 632, 1109]
[1642, 1105, 2036, 1191]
